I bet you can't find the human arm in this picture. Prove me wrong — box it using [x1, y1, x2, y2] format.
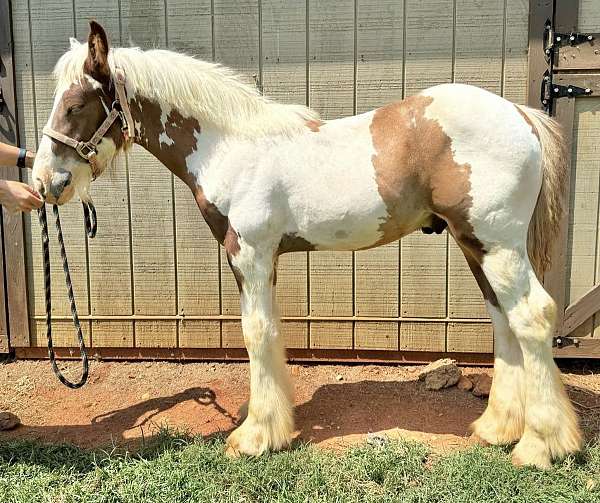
[0, 142, 35, 168]
[0, 142, 42, 212]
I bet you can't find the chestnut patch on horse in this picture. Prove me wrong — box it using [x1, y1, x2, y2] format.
[129, 97, 201, 187]
[370, 95, 492, 298]
[306, 119, 324, 132]
[278, 233, 316, 254]
[47, 80, 123, 159]
[192, 189, 240, 256]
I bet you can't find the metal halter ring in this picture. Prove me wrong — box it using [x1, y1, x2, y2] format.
[75, 142, 98, 160]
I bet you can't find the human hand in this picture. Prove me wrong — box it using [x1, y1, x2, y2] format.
[0, 180, 44, 213]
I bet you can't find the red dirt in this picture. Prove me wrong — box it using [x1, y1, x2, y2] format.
[0, 360, 598, 452]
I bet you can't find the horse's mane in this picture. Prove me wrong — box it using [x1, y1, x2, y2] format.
[55, 39, 320, 138]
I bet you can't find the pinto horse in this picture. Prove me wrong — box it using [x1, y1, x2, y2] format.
[32, 21, 581, 469]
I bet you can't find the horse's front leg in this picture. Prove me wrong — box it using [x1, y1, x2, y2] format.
[225, 242, 294, 457]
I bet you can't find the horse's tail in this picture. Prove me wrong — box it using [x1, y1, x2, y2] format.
[516, 105, 569, 277]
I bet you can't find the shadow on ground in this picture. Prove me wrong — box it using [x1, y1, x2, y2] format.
[2, 375, 598, 451]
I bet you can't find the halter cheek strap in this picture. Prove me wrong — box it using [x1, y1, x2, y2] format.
[42, 67, 135, 179]
[114, 68, 135, 141]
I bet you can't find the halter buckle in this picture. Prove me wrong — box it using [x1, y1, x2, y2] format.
[75, 142, 98, 161]
[111, 100, 130, 135]
[119, 111, 129, 133]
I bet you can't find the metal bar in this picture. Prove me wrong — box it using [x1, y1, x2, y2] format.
[14, 346, 496, 365]
[0, 0, 30, 350]
[31, 314, 492, 323]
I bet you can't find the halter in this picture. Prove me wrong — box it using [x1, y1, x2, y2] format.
[42, 68, 135, 179]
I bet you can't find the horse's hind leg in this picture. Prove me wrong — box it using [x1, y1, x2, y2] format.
[224, 241, 294, 457]
[481, 245, 581, 468]
[459, 252, 526, 445]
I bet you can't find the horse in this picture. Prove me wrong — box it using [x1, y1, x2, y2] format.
[32, 21, 581, 469]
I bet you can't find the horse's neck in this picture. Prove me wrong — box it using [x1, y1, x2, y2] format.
[130, 97, 217, 190]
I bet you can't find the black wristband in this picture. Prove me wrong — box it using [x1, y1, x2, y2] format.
[16, 148, 27, 169]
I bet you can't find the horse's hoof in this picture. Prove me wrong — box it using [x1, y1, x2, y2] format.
[511, 434, 552, 470]
[225, 442, 242, 459]
[469, 433, 490, 447]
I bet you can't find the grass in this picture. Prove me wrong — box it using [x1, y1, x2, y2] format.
[0, 432, 598, 503]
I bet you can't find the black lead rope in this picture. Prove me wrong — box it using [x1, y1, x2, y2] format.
[82, 202, 97, 238]
[38, 202, 96, 389]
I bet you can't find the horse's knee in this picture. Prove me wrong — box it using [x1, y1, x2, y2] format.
[242, 313, 280, 358]
[481, 247, 555, 343]
[508, 283, 556, 345]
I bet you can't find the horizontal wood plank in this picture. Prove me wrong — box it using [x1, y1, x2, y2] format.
[400, 322, 445, 352]
[447, 322, 493, 353]
[355, 321, 398, 350]
[554, 36, 600, 71]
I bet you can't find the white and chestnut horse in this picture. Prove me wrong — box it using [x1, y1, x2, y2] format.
[32, 21, 581, 469]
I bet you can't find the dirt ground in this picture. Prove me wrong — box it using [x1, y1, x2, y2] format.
[0, 359, 598, 453]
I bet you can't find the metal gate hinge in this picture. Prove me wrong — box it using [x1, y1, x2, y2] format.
[542, 71, 592, 106]
[544, 21, 594, 58]
[552, 336, 580, 349]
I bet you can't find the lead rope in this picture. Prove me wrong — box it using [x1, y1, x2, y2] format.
[38, 202, 95, 389]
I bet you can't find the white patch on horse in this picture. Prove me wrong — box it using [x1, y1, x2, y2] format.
[157, 103, 177, 148]
[84, 74, 103, 90]
[184, 111, 388, 250]
[159, 131, 175, 147]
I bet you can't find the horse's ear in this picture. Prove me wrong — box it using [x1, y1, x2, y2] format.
[84, 20, 110, 85]
[69, 37, 81, 50]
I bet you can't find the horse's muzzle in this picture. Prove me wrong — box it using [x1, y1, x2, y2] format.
[49, 171, 73, 200]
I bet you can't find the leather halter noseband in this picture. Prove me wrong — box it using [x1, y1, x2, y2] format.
[42, 68, 135, 179]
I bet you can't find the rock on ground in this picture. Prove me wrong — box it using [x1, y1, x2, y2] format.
[472, 374, 492, 397]
[458, 376, 473, 391]
[418, 359, 462, 390]
[0, 411, 20, 431]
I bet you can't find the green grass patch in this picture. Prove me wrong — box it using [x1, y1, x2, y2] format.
[0, 432, 598, 502]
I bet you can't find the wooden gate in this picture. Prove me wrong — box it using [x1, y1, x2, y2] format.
[529, 0, 600, 358]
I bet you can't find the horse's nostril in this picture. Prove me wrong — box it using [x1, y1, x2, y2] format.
[50, 172, 73, 199]
[63, 172, 72, 188]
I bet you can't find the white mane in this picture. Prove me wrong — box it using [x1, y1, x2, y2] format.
[55, 39, 320, 138]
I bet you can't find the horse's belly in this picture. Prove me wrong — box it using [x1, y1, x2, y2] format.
[287, 189, 427, 251]
[299, 204, 388, 251]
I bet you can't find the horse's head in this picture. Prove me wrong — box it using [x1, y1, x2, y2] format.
[33, 21, 130, 204]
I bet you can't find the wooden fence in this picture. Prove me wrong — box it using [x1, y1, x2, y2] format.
[0, 0, 598, 361]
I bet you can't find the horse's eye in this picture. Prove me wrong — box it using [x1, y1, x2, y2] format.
[67, 104, 83, 115]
